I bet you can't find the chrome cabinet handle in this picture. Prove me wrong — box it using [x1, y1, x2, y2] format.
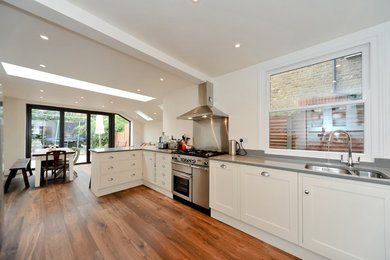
[304, 190, 310, 195]
[132, 163, 136, 166]
[261, 172, 270, 177]
[108, 156, 114, 159]
[220, 164, 227, 169]
[108, 166, 114, 170]
[132, 154, 136, 157]
[131, 173, 136, 176]
[108, 178, 114, 181]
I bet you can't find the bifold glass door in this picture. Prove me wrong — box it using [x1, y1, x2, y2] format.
[27, 105, 131, 165]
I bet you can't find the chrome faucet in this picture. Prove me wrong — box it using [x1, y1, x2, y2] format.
[328, 130, 358, 167]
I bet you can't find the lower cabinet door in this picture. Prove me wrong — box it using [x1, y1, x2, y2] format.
[100, 172, 130, 189]
[240, 165, 298, 243]
[301, 174, 390, 260]
[210, 161, 240, 219]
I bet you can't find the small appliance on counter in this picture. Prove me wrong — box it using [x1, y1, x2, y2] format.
[229, 140, 240, 155]
[157, 132, 169, 149]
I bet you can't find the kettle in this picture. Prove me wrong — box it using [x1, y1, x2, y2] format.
[229, 140, 240, 156]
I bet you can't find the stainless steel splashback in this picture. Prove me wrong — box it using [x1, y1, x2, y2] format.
[193, 117, 229, 152]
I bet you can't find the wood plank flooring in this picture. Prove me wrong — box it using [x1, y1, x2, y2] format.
[1, 164, 299, 260]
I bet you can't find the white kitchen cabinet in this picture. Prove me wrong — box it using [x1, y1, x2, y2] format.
[91, 150, 143, 197]
[210, 161, 240, 219]
[155, 152, 171, 191]
[143, 151, 156, 184]
[240, 165, 298, 243]
[301, 174, 390, 260]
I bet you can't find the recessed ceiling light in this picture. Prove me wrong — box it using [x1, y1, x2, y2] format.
[39, 64, 46, 68]
[40, 35, 49, 40]
[110, 101, 114, 104]
[135, 110, 153, 121]
[1, 62, 155, 102]
[332, 80, 337, 83]
[202, 115, 207, 118]
[40, 89, 44, 92]
[188, 117, 193, 120]
[234, 43, 241, 48]
[39, 96, 43, 99]
[336, 64, 341, 67]
[192, 0, 200, 3]
[102, 105, 105, 108]
[137, 89, 141, 92]
[80, 96, 84, 99]
[75, 101, 78, 104]
[160, 78, 164, 81]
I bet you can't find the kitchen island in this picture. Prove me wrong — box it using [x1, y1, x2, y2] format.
[90, 147, 173, 197]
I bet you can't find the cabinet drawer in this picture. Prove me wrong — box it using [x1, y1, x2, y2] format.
[100, 152, 129, 162]
[129, 159, 141, 169]
[156, 177, 171, 191]
[129, 168, 142, 181]
[156, 153, 170, 163]
[101, 160, 130, 175]
[100, 171, 130, 188]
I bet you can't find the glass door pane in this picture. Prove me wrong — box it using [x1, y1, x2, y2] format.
[115, 114, 130, 148]
[64, 112, 87, 163]
[31, 109, 60, 168]
[31, 109, 61, 151]
[90, 114, 109, 149]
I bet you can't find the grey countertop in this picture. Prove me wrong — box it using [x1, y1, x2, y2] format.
[211, 154, 390, 186]
[90, 147, 173, 154]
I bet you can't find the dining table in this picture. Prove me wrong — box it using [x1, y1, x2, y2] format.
[32, 148, 76, 187]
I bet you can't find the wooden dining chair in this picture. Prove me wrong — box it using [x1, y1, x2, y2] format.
[44, 150, 67, 185]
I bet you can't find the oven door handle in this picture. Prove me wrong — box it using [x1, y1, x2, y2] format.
[172, 170, 192, 180]
[171, 161, 191, 167]
[191, 165, 209, 171]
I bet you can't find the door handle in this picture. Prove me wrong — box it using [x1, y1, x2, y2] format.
[261, 172, 270, 177]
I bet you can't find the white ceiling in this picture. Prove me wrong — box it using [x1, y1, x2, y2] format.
[66, 0, 390, 76]
[1, 0, 390, 122]
[0, 3, 195, 121]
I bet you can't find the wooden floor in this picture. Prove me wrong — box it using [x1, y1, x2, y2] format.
[1, 165, 298, 260]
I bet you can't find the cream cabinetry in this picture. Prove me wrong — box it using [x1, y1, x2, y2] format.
[209, 161, 240, 219]
[240, 165, 298, 243]
[301, 174, 390, 260]
[155, 153, 172, 191]
[143, 151, 156, 184]
[91, 150, 143, 197]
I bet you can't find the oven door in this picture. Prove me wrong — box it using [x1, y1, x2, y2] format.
[172, 169, 192, 202]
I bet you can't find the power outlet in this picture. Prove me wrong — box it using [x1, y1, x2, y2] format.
[239, 137, 248, 143]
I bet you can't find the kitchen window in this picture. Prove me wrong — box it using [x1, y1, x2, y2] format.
[268, 45, 368, 154]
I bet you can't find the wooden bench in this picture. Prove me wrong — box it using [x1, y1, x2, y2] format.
[4, 158, 33, 193]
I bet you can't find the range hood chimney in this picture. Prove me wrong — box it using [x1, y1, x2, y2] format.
[177, 82, 228, 120]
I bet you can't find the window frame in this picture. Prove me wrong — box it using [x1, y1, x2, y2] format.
[264, 44, 371, 161]
[26, 104, 132, 164]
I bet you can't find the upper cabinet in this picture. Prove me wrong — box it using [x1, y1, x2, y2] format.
[301, 174, 390, 260]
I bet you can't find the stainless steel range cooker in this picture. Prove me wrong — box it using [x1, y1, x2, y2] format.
[171, 150, 226, 210]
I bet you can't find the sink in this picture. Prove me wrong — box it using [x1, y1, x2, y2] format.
[305, 164, 389, 179]
[305, 164, 350, 175]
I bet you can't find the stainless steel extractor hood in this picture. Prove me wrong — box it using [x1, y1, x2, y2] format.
[177, 82, 228, 120]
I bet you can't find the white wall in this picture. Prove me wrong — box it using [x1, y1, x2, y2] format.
[3, 96, 145, 171]
[143, 120, 163, 144]
[162, 84, 197, 143]
[213, 65, 259, 150]
[213, 21, 390, 160]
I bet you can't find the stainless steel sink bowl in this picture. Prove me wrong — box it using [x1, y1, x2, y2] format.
[354, 169, 389, 179]
[305, 164, 349, 175]
[305, 164, 389, 179]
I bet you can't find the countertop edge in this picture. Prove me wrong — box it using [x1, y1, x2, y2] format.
[210, 156, 390, 186]
[90, 148, 173, 154]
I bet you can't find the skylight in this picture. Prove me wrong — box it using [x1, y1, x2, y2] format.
[1, 62, 155, 102]
[135, 110, 153, 121]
